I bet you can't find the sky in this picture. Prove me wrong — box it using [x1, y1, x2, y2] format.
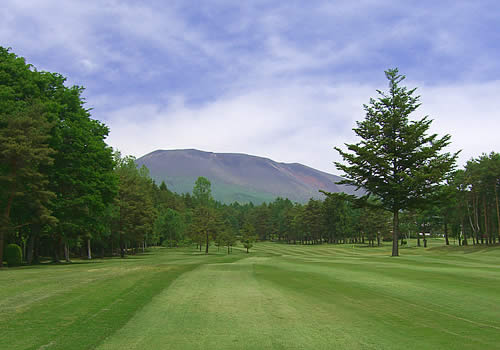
[1, 0, 499, 174]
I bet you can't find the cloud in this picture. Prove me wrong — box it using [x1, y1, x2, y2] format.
[2, 0, 500, 175]
[418, 80, 500, 165]
[105, 82, 373, 174]
[105, 77, 500, 175]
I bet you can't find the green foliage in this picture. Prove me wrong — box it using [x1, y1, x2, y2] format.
[112, 153, 155, 257]
[2, 47, 498, 267]
[359, 203, 391, 245]
[218, 222, 237, 254]
[150, 175, 276, 205]
[0, 101, 56, 265]
[190, 205, 218, 254]
[154, 208, 185, 247]
[0, 46, 117, 264]
[5, 243, 22, 266]
[240, 220, 256, 253]
[47, 84, 117, 257]
[335, 68, 458, 256]
[193, 176, 212, 207]
[189, 177, 219, 253]
[459, 152, 500, 245]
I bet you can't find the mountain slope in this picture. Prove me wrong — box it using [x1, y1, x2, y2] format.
[137, 149, 359, 204]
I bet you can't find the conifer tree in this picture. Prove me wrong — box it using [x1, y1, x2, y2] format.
[335, 68, 458, 256]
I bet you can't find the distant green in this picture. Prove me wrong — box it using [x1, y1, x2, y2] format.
[1, 240, 499, 350]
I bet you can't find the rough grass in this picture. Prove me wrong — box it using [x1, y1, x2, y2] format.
[1, 240, 500, 349]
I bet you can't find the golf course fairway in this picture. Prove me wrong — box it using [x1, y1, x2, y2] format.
[1, 241, 499, 349]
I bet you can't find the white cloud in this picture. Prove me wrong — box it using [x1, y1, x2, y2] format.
[105, 79, 500, 175]
[3, 0, 499, 176]
[419, 80, 500, 165]
[105, 82, 373, 174]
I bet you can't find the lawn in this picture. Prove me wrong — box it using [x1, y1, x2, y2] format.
[1, 240, 500, 349]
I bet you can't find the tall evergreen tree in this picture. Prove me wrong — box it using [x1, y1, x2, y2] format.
[335, 68, 458, 256]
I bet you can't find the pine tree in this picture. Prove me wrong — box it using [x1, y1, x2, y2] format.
[335, 68, 458, 256]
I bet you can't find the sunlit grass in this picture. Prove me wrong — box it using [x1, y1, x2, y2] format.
[2, 241, 499, 349]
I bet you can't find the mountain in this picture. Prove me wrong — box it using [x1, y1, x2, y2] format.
[136, 149, 360, 204]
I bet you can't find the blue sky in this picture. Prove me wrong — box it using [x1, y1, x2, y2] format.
[1, 0, 499, 174]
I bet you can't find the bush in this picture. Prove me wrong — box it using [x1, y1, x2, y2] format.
[5, 243, 22, 267]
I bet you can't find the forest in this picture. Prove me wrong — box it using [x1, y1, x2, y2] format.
[1, 46, 499, 267]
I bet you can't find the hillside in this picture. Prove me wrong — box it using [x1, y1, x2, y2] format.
[136, 149, 359, 204]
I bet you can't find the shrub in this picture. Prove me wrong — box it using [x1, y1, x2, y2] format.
[5, 243, 22, 267]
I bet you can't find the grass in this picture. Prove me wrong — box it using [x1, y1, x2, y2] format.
[1, 240, 500, 349]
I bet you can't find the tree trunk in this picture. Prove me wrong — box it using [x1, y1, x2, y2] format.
[444, 221, 449, 245]
[33, 235, 40, 264]
[87, 239, 92, 260]
[64, 240, 71, 262]
[483, 196, 489, 244]
[392, 210, 399, 256]
[53, 237, 61, 263]
[26, 234, 34, 264]
[468, 190, 481, 243]
[120, 234, 125, 258]
[205, 231, 209, 254]
[461, 221, 468, 245]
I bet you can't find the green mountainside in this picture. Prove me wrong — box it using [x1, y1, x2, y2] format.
[136, 149, 359, 204]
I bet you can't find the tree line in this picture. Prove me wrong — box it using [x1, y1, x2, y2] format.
[1, 49, 499, 266]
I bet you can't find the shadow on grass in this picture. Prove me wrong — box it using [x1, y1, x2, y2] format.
[427, 244, 500, 254]
[1, 254, 156, 270]
[1, 261, 103, 270]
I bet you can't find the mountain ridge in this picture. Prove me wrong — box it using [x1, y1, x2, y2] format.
[137, 149, 359, 204]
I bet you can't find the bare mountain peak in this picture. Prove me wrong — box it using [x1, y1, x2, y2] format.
[137, 149, 358, 204]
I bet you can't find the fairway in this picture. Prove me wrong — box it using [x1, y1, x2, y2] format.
[2, 242, 500, 350]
